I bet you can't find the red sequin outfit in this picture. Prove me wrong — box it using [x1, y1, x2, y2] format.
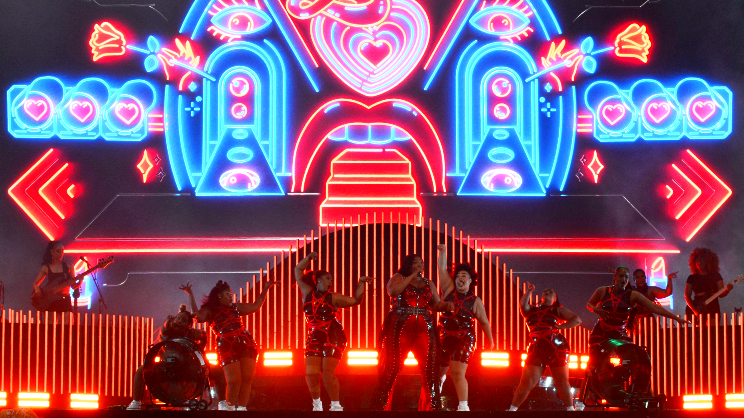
[209, 305, 258, 366]
[372, 282, 439, 411]
[438, 291, 477, 365]
[588, 287, 633, 348]
[524, 305, 570, 368]
[303, 290, 346, 359]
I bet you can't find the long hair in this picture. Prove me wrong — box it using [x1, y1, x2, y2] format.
[397, 254, 422, 277]
[42, 241, 63, 265]
[689, 247, 720, 274]
[453, 263, 479, 289]
[300, 270, 330, 291]
[201, 280, 231, 313]
[162, 304, 193, 339]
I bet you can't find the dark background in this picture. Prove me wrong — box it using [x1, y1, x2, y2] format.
[0, 0, 743, 326]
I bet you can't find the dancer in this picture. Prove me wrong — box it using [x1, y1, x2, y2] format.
[194, 280, 275, 411]
[127, 286, 227, 410]
[435, 245, 494, 411]
[293, 252, 372, 411]
[507, 284, 581, 411]
[631, 268, 675, 319]
[580, 266, 686, 408]
[372, 254, 454, 411]
[684, 247, 733, 317]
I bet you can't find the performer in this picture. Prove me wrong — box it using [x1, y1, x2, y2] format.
[195, 280, 275, 411]
[580, 266, 686, 407]
[372, 254, 454, 411]
[127, 285, 227, 410]
[685, 247, 733, 317]
[587, 267, 685, 347]
[293, 252, 371, 411]
[435, 245, 494, 411]
[631, 268, 675, 319]
[508, 284, 581, 411]
[31, 241, 112, 315]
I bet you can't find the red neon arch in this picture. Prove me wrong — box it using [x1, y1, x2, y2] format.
[291, 98, 447, 193]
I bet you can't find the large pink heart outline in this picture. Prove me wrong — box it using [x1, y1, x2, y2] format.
[115, 102, 140, 125]
[70, 100, 94, 123]
[310, 0, 430, 96]
[601, 103, 626, 126]
[646, 102, 671, 124]
[23, 99, 50, 122]
[691, 100, 716, 122]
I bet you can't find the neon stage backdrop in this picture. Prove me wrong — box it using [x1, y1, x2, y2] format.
[1, 0, 742, 320]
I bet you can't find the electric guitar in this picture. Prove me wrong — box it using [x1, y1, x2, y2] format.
[692, 273, 744, 314]
[31, 256, 114, 311]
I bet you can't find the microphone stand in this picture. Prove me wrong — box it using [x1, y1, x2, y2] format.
[82, 257, 108, 314]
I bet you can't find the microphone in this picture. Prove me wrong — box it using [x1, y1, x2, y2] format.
[80, 256, 92, 266]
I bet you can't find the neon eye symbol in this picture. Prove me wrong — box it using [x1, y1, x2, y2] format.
[230, 77, 250, 97]
[469, 6, 531, 38]
[209, 6, 272, 42]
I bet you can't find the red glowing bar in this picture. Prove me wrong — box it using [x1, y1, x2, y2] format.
[683, 394, 712, 409]
[64, 238, 299, 254]
[474, 238, 679, 254]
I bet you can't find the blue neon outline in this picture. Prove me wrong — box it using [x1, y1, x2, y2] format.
[211, 5, 272, 36]
[191, 0, 219, 39]
[180, 0, 213, 34]
[534, 0, 561, 35]
[324, 103, 340, 113]
[177, 93, 197, 187]
[544, 94, 562, 187]
[101, 79, 157, 141]
[523, 0, 549, 40]
[263, 0, 321, 92]
[263, 39, 289, 174]
[452, 40, 478, 174]
[392, 103, 413, 112]
[559, 86, 576, 192]
[164, 85, 185, 190]
[423, 0, 479, 91]
[468, 6, 531, 37]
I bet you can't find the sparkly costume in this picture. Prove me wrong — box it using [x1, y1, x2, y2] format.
[373, 283, 439, 411]
[438, 291, 477, 365]
[209, 305, 258, 366]
[524, 305, 570, 368]
[303, 290, 347, 359]
[588, 287, 633, 347]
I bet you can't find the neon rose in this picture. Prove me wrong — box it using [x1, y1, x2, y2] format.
[614, 23, 651, 63]
[89, 22, 127, 62]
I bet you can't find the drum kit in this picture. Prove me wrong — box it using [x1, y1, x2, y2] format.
[142, 338, 213, 410]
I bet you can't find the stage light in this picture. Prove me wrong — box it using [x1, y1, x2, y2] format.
[0, 392, 6, 407]
[18, 393, 50, 408]
[568, 355, 578, 369]
[263, 351, 292, 366]
[206, 352, 219, 365]
[726, 394, 744, 408]
[580, 355, 589, 369]
[404, 352, 418, 366]
[683, 394, 713, 409]
[347, 350, 378, 365]
[521, 353, 527, 367]
[482, 352, 509, 367]
[154, 356, 161, 362]
[70, 394, 99, 409]
[609, 356, 621, 366]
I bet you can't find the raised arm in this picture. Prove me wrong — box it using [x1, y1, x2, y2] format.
[519, 282, 535, 316]
[180, 281, 199, 313]
[332, 276, 372, 309]
[631, 291, 687, 324]
[436, 244, 454, 299]
[650, 271, 676, 299]
[236, 280, 277, 315]
[555, 306, 582, 329]
[587, 287, 609, 317]
[386, 264, 422, 297]
[473, 297, 494, 350]
[294, 252, 318, 299]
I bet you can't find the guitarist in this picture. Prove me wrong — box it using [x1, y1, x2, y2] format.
[32, 241, 78, 312]
[685, 247, 733, 317]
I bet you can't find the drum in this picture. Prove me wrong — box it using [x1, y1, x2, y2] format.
[587, 338, 652, 405]
[143, 338, 210, 406]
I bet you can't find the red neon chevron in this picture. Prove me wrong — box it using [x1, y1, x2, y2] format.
[8, 149, 78, 240]
[678, 150, 732, 242]
[668, 163, 701, 220]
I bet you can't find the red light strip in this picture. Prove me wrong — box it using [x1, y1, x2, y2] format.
[7, 149, 59, 240]
[38, 163, 70, 219]
[64, 238, 300, 253]
[670, 163, 701, 220]
[474, 238, 679, 253]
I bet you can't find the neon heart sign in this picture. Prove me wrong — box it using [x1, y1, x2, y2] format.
[691, 99, 716, 122]
[306, 0, 430, 96]
[646, 101, 671, 124]
[23, 98, 50, 122]
[601, 103, 626, 126]
[115, 102, 140, 125]
[70, 100, 95, 123]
